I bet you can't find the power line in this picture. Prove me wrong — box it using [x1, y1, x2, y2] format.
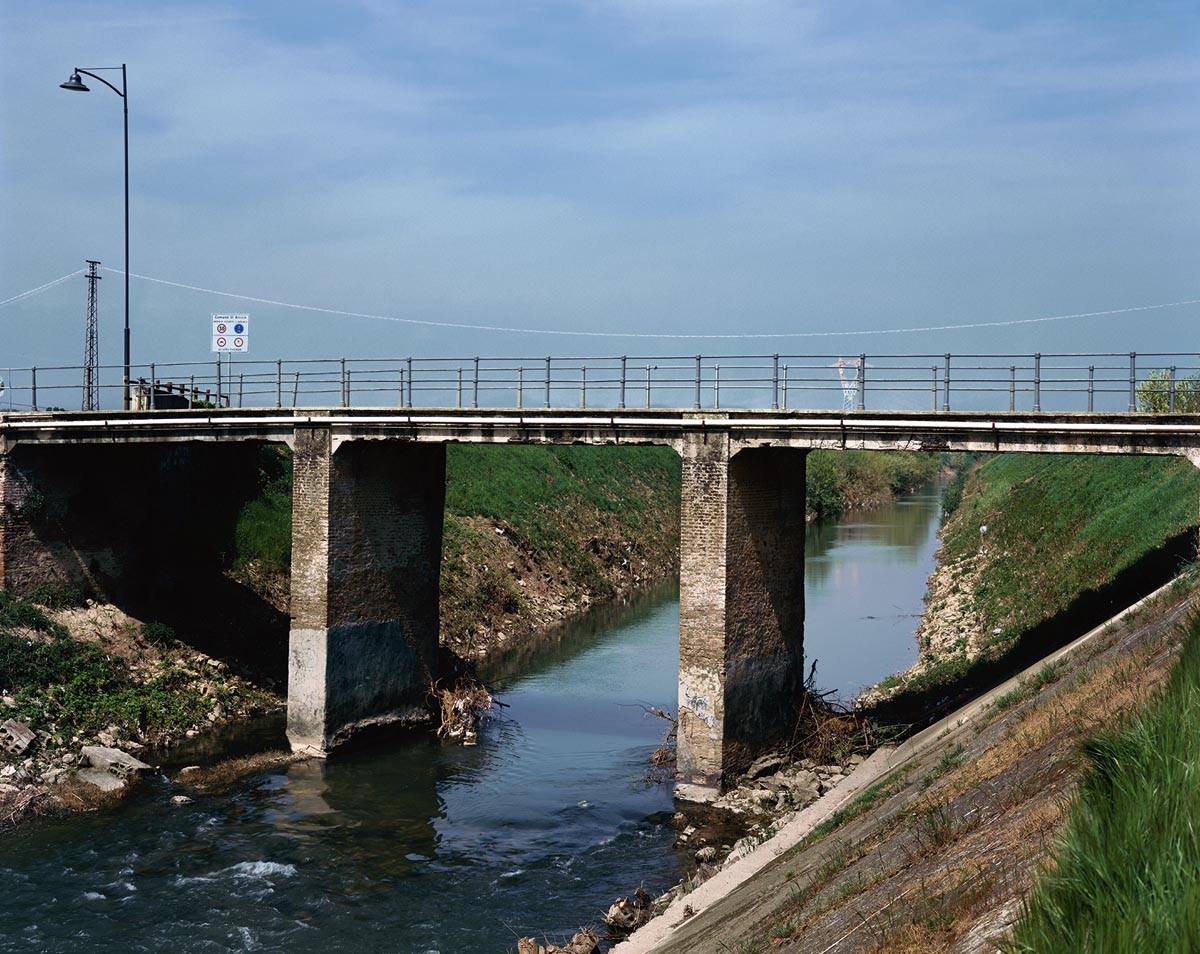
[108, 268, 1200, 339]
[6, 265, 1199, 340]
[0, 270, 85, 308]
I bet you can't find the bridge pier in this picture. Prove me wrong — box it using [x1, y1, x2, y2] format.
[677, 435, 808, 801]
[287, 429, 445, 755]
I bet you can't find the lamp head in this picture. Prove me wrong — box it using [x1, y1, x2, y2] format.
[59, 71, 89, 92]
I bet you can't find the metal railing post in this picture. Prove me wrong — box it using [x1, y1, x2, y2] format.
[772, 354, 779, 410]
[1033, 353, 1041, 412]
[782, 364, 789, 411]
[1088, 366, 1094, 412]
[216, 357, 222, 409]
[340, 358, 347, 407]
[1009, 366, 1016, 412]
[545, 356, 551, 409]
[1129, 353, 1137, 412]
[406, 357, 413, 408]
[31, 367, 37, 412]
[714, 365, 721, 409]
[472, 356, 479, 409]
[856, 353, 866, 410]
[694, 354, 702, 410]
[398, 370, 405, 408]
[149, 363, 156, 409]
[456, 368, 462, 408]
[933, 366, 940, 411]
[580, 366, 587, 408]
[518, 367, 524, 409]
[1170, 366, 1177, 413]
[619, 355, 627, 410]
[276, 360, 283, 408]
[238, 373, 244, 408]
[189, 374, 195, 407]
[645, 365, 652, 409]
[942, 353, 951, 411]
[292, 371, 300, 408]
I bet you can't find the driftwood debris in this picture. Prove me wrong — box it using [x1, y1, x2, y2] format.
[603, 885, 654, 935]
[431, 677, 496, 744]
[516, 928, 600, 954]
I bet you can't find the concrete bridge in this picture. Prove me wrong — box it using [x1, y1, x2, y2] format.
[3, 405, 1199, 800]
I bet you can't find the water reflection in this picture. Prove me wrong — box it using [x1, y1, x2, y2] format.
[804, 484, 944, 700]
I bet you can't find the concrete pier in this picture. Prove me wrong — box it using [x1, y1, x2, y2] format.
[677, 435, 808, 799]
[286, 429, 446, 754]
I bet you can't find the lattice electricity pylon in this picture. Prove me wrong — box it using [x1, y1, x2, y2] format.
[83, 260, 101, 411]
[834, 358, 863, 411]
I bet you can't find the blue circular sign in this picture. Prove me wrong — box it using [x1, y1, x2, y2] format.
[233, 323, 245, 335]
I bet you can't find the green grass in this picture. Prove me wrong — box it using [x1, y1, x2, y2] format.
[0, 592, 224, 746]
[941, 454, 1200, 651]
[1005, 610, 1200, 953]
[231, 444, 293, 575]
[444, 443, 681, 559]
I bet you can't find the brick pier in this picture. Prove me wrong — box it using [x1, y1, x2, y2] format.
[287, 429, 446, 754]
[677, 435, 808, 799]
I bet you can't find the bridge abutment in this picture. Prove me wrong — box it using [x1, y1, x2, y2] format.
[287, 429, 445, 755]
[677, 435, 808, 800]
[0, 440, 258, 599]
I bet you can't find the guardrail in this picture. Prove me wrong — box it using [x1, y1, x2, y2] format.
[3, 352, 1198, 414]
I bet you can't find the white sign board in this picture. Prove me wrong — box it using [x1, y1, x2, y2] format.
[212, 314, 249, 353]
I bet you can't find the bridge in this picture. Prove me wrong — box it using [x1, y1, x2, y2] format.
[3, 352, 1200, 800]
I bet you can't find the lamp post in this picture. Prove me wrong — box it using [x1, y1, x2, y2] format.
[60, 65, 130, 411]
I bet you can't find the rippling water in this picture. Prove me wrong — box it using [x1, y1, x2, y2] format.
[0, 488, 946, 953]
[0, 585, 683, 954]
[804, 482, 943, 700]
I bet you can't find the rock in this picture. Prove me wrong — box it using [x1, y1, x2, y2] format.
[0, 719, 36, 756]
[695, 846, 718, 863]
[171, 795, 193, 805]
[76, 767, 125, 791]
[0, 764, 16, 778]
[551, 930, 600, 953]
[41, 767, 69, 785]
[1, 696, 15, 708]
[79, 746, 151, 784]
[176, 765, 202, 777]
[744, 751, 787, 781]
[0, 782, 20, 796]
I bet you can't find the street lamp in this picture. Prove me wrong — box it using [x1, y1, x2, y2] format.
[60, 65, 131, 411]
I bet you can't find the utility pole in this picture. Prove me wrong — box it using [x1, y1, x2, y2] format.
[83, 260, 101, 411]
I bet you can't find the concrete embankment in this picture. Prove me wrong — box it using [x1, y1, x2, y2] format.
[614, 572, 1197, 954]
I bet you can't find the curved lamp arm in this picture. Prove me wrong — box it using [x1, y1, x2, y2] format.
[61, 66, 126, 98]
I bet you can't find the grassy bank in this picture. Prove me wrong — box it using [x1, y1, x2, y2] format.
[229, 444, 942, 658]
[871, 453, 1200, 705]
[439, 444, 682, 657]
[1006, 608, 1200, 953]
[0, 592, 274, 796]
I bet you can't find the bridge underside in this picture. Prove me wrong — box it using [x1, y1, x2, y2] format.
[4, 409, 1200, 799]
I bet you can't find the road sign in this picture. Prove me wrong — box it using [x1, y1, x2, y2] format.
[212, 314, 249, 353]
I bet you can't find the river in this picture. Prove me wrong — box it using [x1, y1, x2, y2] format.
[0, 485, 942, 953]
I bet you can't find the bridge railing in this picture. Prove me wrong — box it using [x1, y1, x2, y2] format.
[3, 352, 1199, 415]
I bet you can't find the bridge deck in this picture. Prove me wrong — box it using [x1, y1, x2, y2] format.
[3, 407, 1200, 458]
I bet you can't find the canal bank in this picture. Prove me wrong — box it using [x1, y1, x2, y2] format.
[613, 570, 1200, 954]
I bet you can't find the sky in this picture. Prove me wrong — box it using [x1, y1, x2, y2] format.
[1, 1, 1198, 408]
